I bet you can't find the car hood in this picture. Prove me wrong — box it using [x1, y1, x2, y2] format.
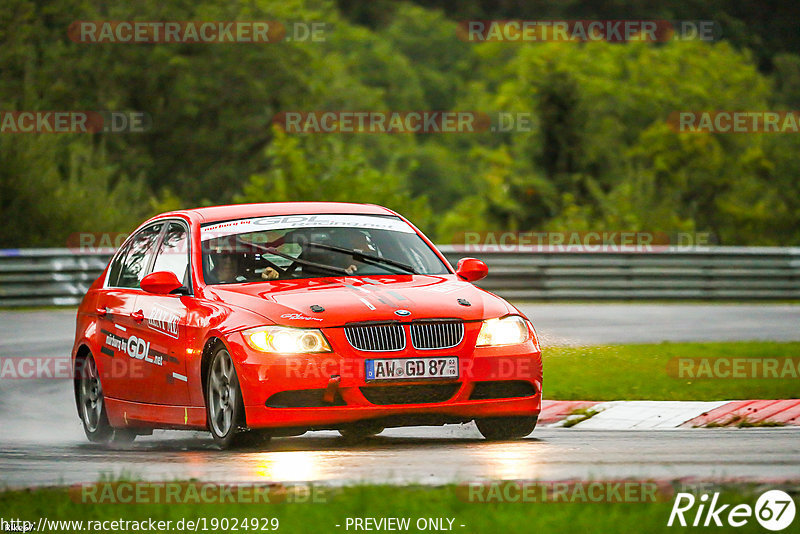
[205, 275, 514, 328]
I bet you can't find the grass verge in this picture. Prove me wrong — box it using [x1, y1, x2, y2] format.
[0, 483, 791, 534]
[544, 341, 800, 401]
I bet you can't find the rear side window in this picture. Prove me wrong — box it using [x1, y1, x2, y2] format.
[151, 222, 190, 287]
[106, 242, 130, 287]
[115, 224, 164, 288]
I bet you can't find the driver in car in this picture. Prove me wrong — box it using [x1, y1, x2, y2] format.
[261, 230, 376, 280]
[339, 230, 376, 274]
[210, 253, 243, 283]
[205, 239, 249, 284]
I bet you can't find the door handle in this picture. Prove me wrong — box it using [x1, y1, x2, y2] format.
[132, 309, 145, 323]
[95, 307, 108, 317]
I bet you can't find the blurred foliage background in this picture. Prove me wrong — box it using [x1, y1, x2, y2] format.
[2, 0, 800, 246]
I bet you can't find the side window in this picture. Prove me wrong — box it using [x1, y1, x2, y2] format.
[106, 242, 130, 287]
[152, 222, 190, 287]
[117, 224, 163, 288]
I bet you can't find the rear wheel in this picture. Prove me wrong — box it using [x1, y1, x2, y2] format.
[77, 353, 114, 443]
[77, 354, 145, 444]
[206, 345, 261, 449]
[475, 416, 537, 440]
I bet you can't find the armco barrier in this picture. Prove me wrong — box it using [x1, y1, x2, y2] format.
[0, 248, 114, 307]
[0, 247, 799, 307]
[439, 246, 800, 300]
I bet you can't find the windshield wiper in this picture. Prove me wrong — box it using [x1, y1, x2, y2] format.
[307, 242, 417, 274]
[240, 239, 351, 276]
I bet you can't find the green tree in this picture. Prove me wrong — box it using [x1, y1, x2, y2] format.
[235, 127, 432, 230]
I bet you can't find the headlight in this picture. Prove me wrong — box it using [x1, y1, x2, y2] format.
[476, 316, 530, 347]
[243, 326, 332, 354]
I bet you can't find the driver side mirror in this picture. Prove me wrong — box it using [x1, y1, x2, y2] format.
[456, 258, 488, 283]
[140, 271, 184, 295]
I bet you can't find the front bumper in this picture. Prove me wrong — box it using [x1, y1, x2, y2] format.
[227, 326, 543, 430]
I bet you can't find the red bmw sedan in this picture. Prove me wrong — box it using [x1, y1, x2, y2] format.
[72, 203, 542, 448]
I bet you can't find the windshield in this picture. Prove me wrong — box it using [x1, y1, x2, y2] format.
[200, 214, 449, 284]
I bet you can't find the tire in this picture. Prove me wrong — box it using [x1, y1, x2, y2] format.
[338, 423, 384, 442]
[475, 416, 538, 440]
[206, 344, 254, 449]
[76, 353, 114, 443]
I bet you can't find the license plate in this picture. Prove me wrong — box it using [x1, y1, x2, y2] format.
[365, 357, 458, 381]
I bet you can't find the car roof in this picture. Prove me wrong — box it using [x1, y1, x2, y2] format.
[157, 202, 398, 224]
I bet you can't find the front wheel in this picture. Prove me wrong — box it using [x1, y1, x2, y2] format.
[475, 416, 537, 440]
[206, 345, 254, 449]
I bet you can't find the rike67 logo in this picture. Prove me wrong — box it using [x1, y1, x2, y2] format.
[668, 490, 796, 531]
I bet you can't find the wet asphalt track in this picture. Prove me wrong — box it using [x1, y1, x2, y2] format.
[1, 304, 799, 488]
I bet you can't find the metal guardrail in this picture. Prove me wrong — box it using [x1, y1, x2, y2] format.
[439, 246, 800, 300]
[0, 249, 114, 307]
[1, 247, 799, 307]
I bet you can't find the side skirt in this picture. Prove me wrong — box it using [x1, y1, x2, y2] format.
[105, 397, 207, 430]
